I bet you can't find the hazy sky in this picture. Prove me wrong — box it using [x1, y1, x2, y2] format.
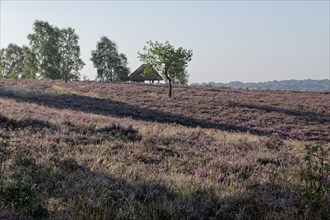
[1, 1, 329, 83]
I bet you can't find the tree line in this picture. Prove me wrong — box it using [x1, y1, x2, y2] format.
[192, 79, 329, 92]
[0, 20, 193, 97]
[0, 21, 85, 82]
[0, 20, 125, 83]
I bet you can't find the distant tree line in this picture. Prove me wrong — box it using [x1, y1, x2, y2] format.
[0, 20, 192, 91]
[192, 79, 330, 92]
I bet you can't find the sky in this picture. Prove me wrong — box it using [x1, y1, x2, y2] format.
[0, 0, 329, 83]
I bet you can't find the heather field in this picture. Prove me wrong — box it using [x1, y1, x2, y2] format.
[0, 79, 329, 219]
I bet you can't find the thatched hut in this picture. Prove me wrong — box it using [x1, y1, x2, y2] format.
[129, 64, 163, 83]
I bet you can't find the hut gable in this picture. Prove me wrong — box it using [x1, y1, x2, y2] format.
[129, 64, 163, 82]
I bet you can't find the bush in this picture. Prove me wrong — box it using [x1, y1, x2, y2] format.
[0, 155, 49, 219]
[0, 179, 48, 219]
[97, 124, 142, 142]
[298, 142, 330, 217]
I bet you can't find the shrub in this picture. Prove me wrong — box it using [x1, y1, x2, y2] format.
[264, 134, 284, 150]
[97, 124, 142, 142]
[0, 155, 49, 219]
[0, 179, 48, 219]
[298, 142, 330, 217]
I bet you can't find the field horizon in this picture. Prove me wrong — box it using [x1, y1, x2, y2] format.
[0, 79, 329, 219]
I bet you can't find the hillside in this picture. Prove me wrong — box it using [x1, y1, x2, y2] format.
[0, 79, 329, 219]
[193, 79, 330, 92]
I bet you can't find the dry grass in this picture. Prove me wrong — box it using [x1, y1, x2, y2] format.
[0, 79, 329, 219]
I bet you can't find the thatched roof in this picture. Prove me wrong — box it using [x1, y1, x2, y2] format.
[129, 64, 163, 82]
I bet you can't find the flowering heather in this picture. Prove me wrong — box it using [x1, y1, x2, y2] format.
[0, 79, 329, 219]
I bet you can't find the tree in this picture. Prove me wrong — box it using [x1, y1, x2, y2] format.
[0, 49, 4, 78]
[138, 41, 192, 97]
[27, 20, 61, 79]
[58, 27, 85, 83]
[114, 53, 130, 82]
[22, 46, 38, 79]
[0, 43, 24, 79]
[171, 68, 189, 85]
[27, 20, 85, 82]
[90, 36, 129, 82]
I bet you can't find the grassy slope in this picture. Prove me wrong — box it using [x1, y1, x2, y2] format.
[0, 79, 329, 219]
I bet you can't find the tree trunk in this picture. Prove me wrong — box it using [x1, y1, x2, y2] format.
[164, 70, 172, 98]
[65, 73, 68, 83]
[168, 79, 172, 98]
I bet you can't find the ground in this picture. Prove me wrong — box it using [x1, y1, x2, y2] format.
[0, 79, 329, 219]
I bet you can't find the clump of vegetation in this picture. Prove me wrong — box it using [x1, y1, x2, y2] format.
[298, 142, 330, 218]
[0, 179, 49, 219]
[264, 134, 284, 150]
[97, 124, 142, 142]
[0, 156, 49, 219]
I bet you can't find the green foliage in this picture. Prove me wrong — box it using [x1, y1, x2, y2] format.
[0, 134, 8, 189]
[0, 44, 24, 78]
[22, 46, 38, 79]
[91, 36, 130, 82]
[27, 20, 84, 82]
[8, 71, 19, 80]
[28, 20, 62, 79]
[0, 156, 49, 219]
[138, 41, 192, 97]
[114, 53, 130, 82]
[299, 142, 330, 215]
[0, 179, 49, 219]
[170, 68, 189, 85]
[58, 27, 85, 83]
[1, 20, 84, 81]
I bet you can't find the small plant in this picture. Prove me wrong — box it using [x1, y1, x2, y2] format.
[264, 134, 284, 150]
[89, 122, 97, 130]
[8, 71, 19, 80]
[206, 83, 214, 88]
[0, 133, 9, 193]
[0, 154, 49, 219]
[0, 178, 48, 219]
[97, 124, 142, 142]
[299, 142, 330, 215]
